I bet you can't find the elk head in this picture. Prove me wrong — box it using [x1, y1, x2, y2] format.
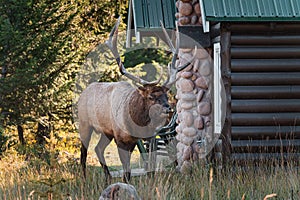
[105, 17, 195, 125]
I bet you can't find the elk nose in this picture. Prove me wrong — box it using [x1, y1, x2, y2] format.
[163, 103, 172, 113]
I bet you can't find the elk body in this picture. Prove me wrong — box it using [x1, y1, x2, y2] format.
[78, 18, 195, 182]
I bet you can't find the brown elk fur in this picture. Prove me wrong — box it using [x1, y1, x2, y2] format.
[78, 17, 192, 183]
[129, 85, 168, 127]
[78, 81, 170, 182]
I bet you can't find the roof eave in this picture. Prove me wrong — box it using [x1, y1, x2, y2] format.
[206, 17, 300, 22]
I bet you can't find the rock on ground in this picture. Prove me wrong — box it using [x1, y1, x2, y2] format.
[99, 182, 141, 200]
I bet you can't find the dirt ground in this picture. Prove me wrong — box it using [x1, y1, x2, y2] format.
[86, 133, 142, 169]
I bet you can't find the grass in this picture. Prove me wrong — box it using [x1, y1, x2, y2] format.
[0, 148, 299, 200]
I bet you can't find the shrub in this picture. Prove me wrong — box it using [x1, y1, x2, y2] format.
[0, 124, 9, 155]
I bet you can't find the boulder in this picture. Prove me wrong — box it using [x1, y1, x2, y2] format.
[199, 59, 211, 76]
[195, 48, 209, 59]
[181, 93, 196, 101]
[194, 116, 204, 130]
[178, 16, 190, 25]
[191, 15, 198, 25]
[181, 102, 194, 110]
[196, 89, 205, 102]
[181, 135, 195, 145]
[180, 79, 194, 92]
[194, 3, 201, 15]
[181, 111, 194, 126]
[197, 101, 211, 116]
[181, 71, 193, 79]
[99, 182, 140, 200]
[195, 77, 208, 89]
[183, 127, 197, 137]
[178, 1, 193, 16]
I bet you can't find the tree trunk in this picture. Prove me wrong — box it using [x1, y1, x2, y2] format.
[1, 65, 7, 78]
[17, 125, 25, 145]
[35, 122, 49, 145]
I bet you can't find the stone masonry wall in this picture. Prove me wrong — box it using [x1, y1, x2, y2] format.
[175, 0, 213, 173]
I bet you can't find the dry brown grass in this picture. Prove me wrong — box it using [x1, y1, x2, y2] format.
[1, 150, 299, 200]
[0, 131, 299, 199]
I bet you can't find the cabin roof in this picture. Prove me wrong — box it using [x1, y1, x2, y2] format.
[202, 0, 300, 21]
[132, 0, 177, 30]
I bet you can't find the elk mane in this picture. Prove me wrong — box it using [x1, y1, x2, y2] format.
[128, 90, 151, 127]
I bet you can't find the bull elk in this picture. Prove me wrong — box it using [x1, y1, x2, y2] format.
[78, 17, 195, 183]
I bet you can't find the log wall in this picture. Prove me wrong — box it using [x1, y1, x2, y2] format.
[222, 22, 300, 162]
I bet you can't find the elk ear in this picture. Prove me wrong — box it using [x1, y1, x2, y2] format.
[137, 86, 148, 97]
[137, 86, 155, 100]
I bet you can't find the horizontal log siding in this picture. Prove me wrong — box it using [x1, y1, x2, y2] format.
[232, 100, 300, 113]
[232, 86, 300, 99]
[232, 126, 300, 139]
[232, 59, 300, 72]
[226, 23, 300, 160]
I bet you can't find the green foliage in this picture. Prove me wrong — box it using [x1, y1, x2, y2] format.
[0, 0, 128, 155]
[0, 124, 8, 155]
[0, 116, 16, 155]
[28, 131, 74, 199]
[97, 66, 121, 82]
[123, 37, 172, 83]
[0, 0, 171, 158]
[124, 48, 170, 68]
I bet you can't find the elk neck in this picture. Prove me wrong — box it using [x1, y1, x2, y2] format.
[128, 90, 151, 127]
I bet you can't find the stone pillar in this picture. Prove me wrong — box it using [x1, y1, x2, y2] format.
[175, 0, 213, 173]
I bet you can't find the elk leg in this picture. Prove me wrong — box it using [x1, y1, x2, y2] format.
[95, 134, 113, 183]
[117, 142, 136, 183]
[80, 142, 88, 178]
[79, 125, 93, 178]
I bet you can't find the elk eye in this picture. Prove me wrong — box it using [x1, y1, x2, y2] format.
[148, 95, 155, 101]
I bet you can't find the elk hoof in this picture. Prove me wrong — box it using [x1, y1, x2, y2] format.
[104, 173, 112, 185]
[123, 172, 131, 183]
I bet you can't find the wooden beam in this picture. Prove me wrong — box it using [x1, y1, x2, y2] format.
[232, 99, 300, 113]
[229, 23, 300, 33]
[220, 24, 232, 162]
[231, 35, 300, 45]
[231, 59, 300, 72]
[232, 86, 300, 99]
[232, 126, 300, 140]
[231, 113, 300, 126]
[231, 46, 300, 59]
[231, 72, 300, 86]
[126, 0, 133, 48]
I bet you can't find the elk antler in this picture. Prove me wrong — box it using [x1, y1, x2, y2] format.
[160, 21, 197, 88]
[106, 17, 163, 86]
